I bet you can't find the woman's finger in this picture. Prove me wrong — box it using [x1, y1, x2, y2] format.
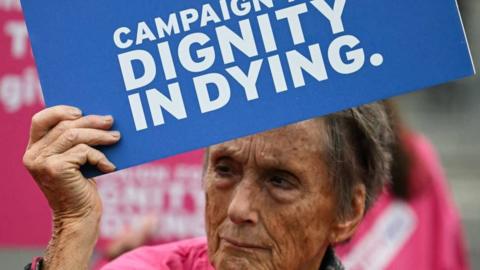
[29, 105, 82, 146]
[61, 144, 116, 173]
[48, 128, 121, 155]
[38, 115, 114, 147]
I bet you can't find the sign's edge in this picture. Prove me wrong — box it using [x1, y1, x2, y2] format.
[455, 0, 477, 74]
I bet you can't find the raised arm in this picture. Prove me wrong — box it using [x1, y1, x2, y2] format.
[23, 105, 121, 270]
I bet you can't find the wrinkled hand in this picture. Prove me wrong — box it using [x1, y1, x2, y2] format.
[23, 105, 120, 221]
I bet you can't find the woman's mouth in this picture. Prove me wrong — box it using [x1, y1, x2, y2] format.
[220, 236, 269, 252]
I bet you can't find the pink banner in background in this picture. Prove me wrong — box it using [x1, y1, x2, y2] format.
[0, 0, 48, 247]
[96, 151, 205, 250]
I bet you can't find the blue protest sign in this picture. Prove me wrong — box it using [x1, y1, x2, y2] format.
[21, 0, 475, 176]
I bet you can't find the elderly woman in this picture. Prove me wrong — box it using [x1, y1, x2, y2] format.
[23, 102, 393, 270]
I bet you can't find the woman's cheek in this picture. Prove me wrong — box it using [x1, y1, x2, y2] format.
[270, 229, 301, 269]
[263, 203, 328, 270]
[205, 185, 230, 258]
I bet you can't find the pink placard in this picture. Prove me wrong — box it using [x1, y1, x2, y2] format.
[0, 2, 47, 247]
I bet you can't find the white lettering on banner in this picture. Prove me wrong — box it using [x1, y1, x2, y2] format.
[216, 19, 259, 65]
[226, 59, 263, 101]
[4, 20, 30, 59]
[342, 202, 417, 270]
[275, 3, 309, 46]
[118, 50, 157, 91]
[113, 0, 347, 49]
[194, 72, 231, 113]
[178, 32, 216, 72]
[0, 0, 21, 11]
[328, 35, 365, 74]
[286, 44, 328, 88]
[0, 67, 43, 113]
[1, 14, 43, 113]
[114, 0, 276, 47]
[112, 0, 385, 131]
[310, 0, 346, 35]
[155, 13, 181, 39]
[146, 83, 188, 126]
[98, 164, 205, 239]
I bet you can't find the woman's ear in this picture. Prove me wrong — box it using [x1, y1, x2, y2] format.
[329, 183, 366, 244]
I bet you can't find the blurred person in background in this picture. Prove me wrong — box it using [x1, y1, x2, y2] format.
[335, 101, 470, 269]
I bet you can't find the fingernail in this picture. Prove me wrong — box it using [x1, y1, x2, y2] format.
[104, 115, 113, 124]
[71, 108, 82, 117]
[106, 160, 116, 170]
[110, 131, 121, 138]
[101, 160, 116, 171]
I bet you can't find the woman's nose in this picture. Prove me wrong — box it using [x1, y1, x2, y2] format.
[227, 179, 259, 225]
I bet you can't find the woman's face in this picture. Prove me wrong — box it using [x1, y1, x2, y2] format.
[204, 119, 340, 270]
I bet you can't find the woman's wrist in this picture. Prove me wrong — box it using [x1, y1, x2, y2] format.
[44, 212, 101, 270]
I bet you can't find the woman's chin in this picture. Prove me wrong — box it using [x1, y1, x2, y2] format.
[213, 252, 271, 270]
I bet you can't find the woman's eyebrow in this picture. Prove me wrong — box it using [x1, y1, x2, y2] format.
[210, 144, 244, 160]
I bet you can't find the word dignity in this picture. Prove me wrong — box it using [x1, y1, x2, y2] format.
[114, 0, 384, 131]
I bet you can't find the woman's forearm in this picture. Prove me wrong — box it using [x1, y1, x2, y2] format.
[44, 213, 101, 270]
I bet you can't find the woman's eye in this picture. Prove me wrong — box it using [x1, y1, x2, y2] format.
[268, 175, 294, 190]
[212, 160, 239, 189]
[215, 163, 233, 176]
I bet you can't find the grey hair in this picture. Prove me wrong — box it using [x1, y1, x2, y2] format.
[324, 102, 394, 220]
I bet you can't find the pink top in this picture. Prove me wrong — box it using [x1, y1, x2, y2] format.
[102, 237, 214, 270]
[335, 134, 469, 270]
